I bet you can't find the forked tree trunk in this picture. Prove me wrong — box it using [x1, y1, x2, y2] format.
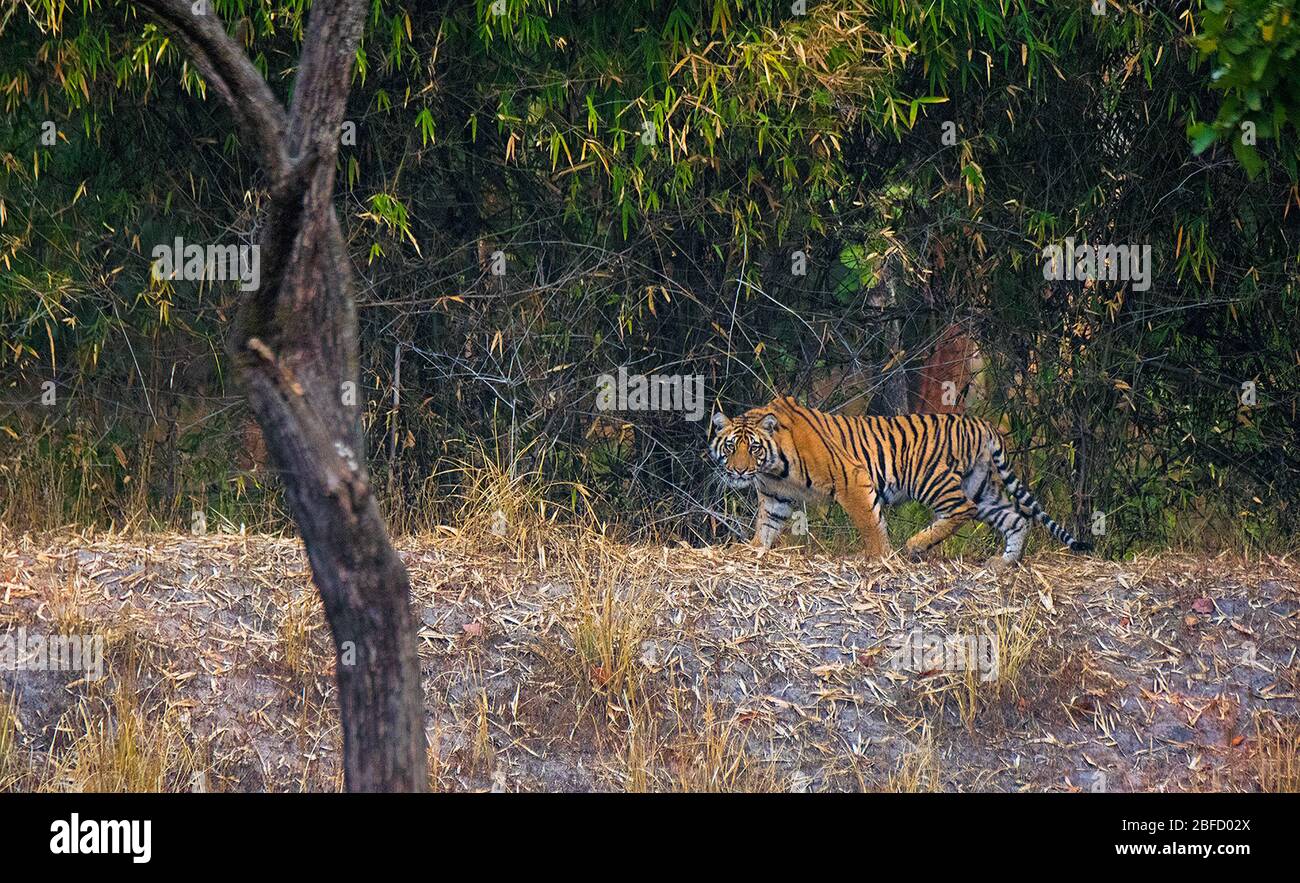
[138, 0, 427, 791]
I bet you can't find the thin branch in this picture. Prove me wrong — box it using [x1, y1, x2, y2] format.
[134, 0, 291, 183]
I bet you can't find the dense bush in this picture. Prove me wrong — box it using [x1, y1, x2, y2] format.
[2, 1, 1297, 553]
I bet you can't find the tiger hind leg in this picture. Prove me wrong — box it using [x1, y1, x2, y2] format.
[973, 497, 1030, 568]
[963, 459, 1031, 568]
[904, 500, 975, 559]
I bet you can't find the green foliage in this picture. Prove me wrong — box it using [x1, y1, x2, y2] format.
[1190, 0, 1300, 178]
[1, 1, 1297, 553]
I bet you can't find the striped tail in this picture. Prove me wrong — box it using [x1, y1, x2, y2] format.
[988, 439, 1093, 553]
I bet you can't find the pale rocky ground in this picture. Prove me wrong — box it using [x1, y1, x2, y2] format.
[2, 532, 1297, 792]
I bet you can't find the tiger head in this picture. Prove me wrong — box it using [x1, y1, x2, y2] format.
[708, 408, 782, 488]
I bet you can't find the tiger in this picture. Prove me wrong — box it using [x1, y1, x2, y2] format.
[708, 395, 1092, 568]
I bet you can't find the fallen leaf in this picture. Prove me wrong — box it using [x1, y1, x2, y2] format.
[856, 648, 880, 667]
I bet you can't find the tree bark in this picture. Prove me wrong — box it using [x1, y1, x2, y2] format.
[865, 255, 909, 416]
[137, 0, 427, 791]
[915, 324, 976, 414]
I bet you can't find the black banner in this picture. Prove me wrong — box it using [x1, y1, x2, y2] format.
[0, 792, 1280, 869]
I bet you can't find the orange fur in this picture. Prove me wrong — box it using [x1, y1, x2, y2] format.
[708, 396, 1090, 565]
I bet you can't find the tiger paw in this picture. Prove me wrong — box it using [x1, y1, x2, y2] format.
[986, 556, 1017, 574]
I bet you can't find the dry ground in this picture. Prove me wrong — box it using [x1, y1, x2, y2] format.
[1, 529, 1298, 792]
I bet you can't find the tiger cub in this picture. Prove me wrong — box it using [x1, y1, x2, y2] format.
[708, 396, 1091, 567]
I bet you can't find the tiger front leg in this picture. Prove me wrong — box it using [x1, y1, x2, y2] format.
[751, 491, 794, 549]
[840, 478, 890, 559]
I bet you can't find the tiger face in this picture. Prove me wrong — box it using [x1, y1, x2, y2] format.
[709, 410, 781, 489]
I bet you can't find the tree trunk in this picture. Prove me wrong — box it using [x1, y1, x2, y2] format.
[866, 255, 909, 415]
[138, 0, 427, 791]
[915, 324, 976, 414]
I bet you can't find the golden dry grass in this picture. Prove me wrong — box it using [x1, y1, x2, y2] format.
[0, 689, 19, 790]
[46, 680, 201, 792]
[1255, 715, 1300, 793]
[883, 724, 941, 793]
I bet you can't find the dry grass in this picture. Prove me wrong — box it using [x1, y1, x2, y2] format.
[437, 438, 608, 553]
[948, 599, 1043, 729]
[46, 681, 201, 792]
[1255, 715, 1300, 793]
[0, 690, 19, 790]
[273, 586, 328, 692]
[1, 521, 1297, 792]
[541, 541, 661, 716]
[664, 693, 781, 792]
[884, 725, 941, 792]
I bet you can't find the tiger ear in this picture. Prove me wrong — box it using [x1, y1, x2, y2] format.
[761, 413, 779, 433]
[710, 409, 729, 434]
